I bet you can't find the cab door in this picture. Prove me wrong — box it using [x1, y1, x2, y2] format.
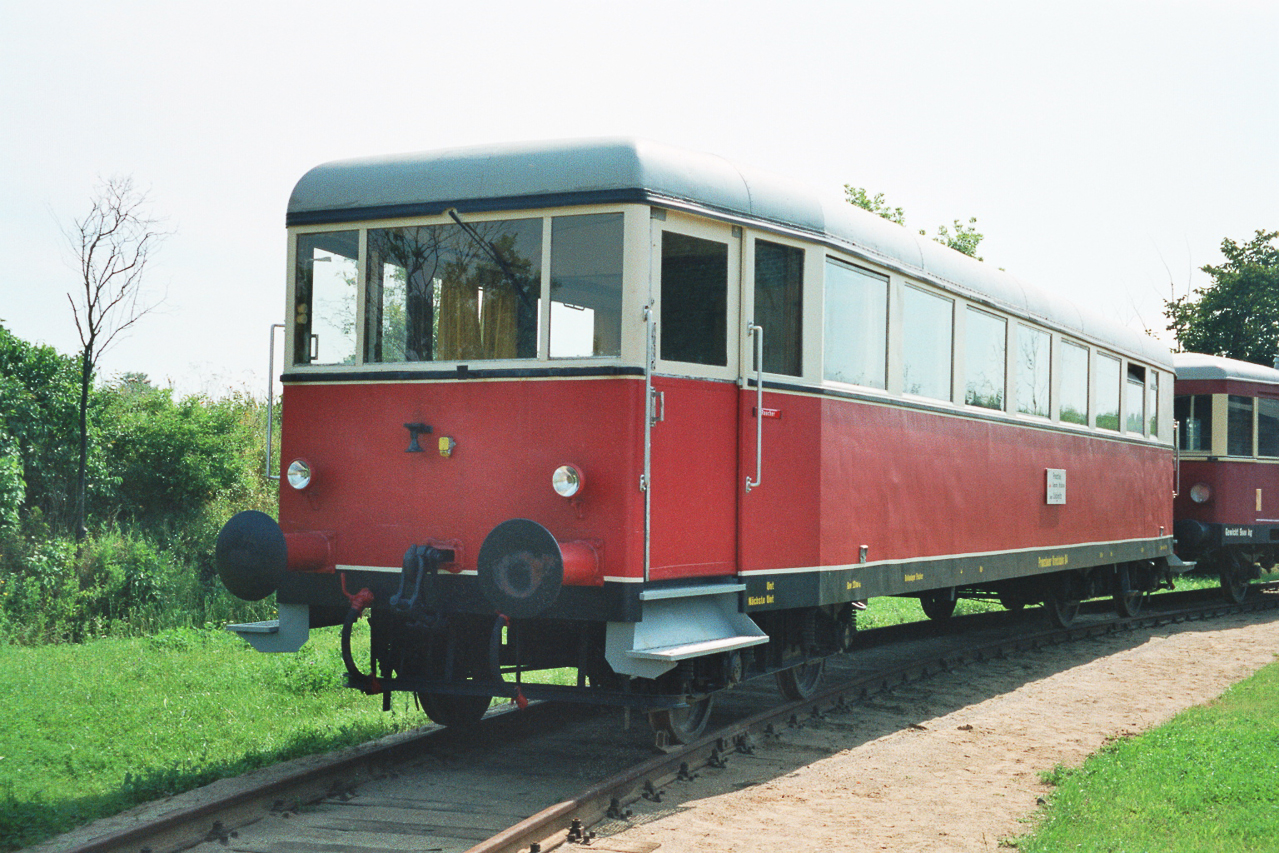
[646, 213, 741, 580]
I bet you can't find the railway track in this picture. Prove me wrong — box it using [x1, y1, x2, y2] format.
[40, 584, 1279, 853]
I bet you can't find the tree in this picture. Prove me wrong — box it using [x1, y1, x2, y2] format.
[65, 177, 168, 539]
[844, 186, 984, 260]
[1165, 230, 1279, 365]
[843, 186, 905, 225]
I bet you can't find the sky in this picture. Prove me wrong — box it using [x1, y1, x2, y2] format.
[1, 1, 1275, 397]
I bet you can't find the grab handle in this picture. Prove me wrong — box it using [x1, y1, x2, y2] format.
[746, 323, 763, 493]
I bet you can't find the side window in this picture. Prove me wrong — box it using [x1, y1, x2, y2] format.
[1228, 395, 1254, 456]
[550, 214, 623, 358]
[661, 232, 727, 366]
[1259, 397, 1279, 457]
[1016, 324, 1051, 417]
[753, 240, 803, 376]
[1096, 353, 1121, 431]
[1126, 364, 1146, 433]
[1174, 394, 1212, 451]
[294, 231, 359, 365]
[1060, 341, 1089, 425]
[902, 285, 954, 401]
[823, 260, 887, 389]
[965, 307, 1006, 410]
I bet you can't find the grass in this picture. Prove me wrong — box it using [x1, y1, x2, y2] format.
[0, 572, 1257, 851]
[0, 622, 424, 852]
[1012, 659, 1279, 851]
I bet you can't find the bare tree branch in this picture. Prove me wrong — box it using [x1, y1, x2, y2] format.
[63, 175, 171, 539]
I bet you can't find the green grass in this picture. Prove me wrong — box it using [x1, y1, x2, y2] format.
[0, 572, 1262, 851]
[0, 623, 424, 851]
[1012, 659, 1279, 851]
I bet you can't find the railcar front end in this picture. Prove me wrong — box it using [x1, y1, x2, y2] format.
[1174, 352, 1279, 601]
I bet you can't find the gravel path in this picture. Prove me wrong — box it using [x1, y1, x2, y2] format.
[594, 608, 1279, 852]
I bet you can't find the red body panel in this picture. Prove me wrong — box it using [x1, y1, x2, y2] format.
[279, 376, 1172, 587]
[279, 378, 646, 579]
[1173, 459, 1279, 526]
[739, 390, 1172, 570]
[648, 376, 738, 580]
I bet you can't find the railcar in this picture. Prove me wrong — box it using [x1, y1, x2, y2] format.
[1173, 352, 1279, 601]
[216, 139, 1177, 742]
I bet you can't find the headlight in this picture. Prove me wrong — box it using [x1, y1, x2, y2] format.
[286, 459, 313, 490]
[1189, 482, 1212, 504]
[552, 464, 584, 498]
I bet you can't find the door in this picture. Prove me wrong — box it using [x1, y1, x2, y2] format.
[646, 214, 741, 581]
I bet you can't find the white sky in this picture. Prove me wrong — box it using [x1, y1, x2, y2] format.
[2, 1, 1275, 396]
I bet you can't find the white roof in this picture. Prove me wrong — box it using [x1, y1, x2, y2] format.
[289, 138, 1171, 368]
[1174, 351, 1279, 385]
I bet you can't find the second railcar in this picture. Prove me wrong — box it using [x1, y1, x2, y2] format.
[1174, 352, 1279, 601]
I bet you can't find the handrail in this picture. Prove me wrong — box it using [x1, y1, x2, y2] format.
[265, 324, 285, 480]
[1173, 419, 1180, 497]
[746, 323, 763, 493]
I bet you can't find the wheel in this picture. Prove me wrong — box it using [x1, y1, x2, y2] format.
[1113, 563, 1145, 618]
[1045, 587, 1081, 628]
[776, 659, 826, 701]
[418, 692, 492, 728]
[1221, 571, 1250, 604]
[648, 694, 714, 745]
[920, 588, 958, 621]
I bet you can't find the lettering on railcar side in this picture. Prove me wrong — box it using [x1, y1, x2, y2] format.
[904, 572, 924, 582]
[1037, 554, 1069, 568]
[747, 594, 775, 606]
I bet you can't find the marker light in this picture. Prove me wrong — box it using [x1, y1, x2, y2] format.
[552, 464, 584, 498]
[1189, 482, 1212, 504]
[286, 459, 313, 490]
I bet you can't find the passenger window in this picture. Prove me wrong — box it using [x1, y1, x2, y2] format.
[1174, 394, 1212, 451]
[294, 231, 359, 365]
[823, 260, 887, 389]
[1259, 397, 1279, 457]
[1228, 395, 1254, 456]
[965, 307, 1006, 410]
[1096, 353, 1121, 431]
[365, 219, 543, 363]
[1016, 324, 1050, 417]
[661, 233, 728, 366]
[550, 214, 623, 358]
[902, 286, 953, 401]
[1060, 341, 1089, 425]
[1126, 364, 1146, 433]
[753, 241, 803, 376]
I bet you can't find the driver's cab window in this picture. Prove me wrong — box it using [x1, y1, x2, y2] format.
[294, 231, 358, 365]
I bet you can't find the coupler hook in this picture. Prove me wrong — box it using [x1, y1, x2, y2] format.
[339, 573, 380, 695]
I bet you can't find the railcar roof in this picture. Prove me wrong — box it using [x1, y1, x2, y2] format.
[288, 138, 1170, 368]
[1174, 352, 1279, 385]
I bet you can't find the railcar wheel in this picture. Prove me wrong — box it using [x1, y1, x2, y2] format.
[1221, 571, 1250, 604]
[648, 695, 714, 745]
[1046, 592, 1081, 628]
[920, 588, 958, 621]
[1113, 564, 1145, 618]
[776, 659, 826, 701]
[418, 692, 492, 728]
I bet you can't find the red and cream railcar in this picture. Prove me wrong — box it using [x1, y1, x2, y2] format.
[1174, 352, 1279, 601]
[216, 139, 1176, 741]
